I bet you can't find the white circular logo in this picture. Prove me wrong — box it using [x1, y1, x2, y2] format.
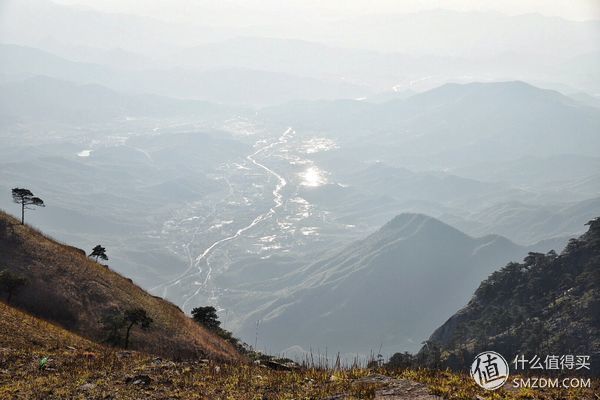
[470, 351, 509, 390]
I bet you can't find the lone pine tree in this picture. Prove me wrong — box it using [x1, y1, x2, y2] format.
[11, 188, 44, 224]
[89, 245, 108, 262]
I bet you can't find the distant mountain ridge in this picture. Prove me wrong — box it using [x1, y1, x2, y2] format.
[0, 75, 234, 123]
[262, 81, 600, 169]
[446, 196, 600, 245]
[5, 0, 600, 92]
[0, 44, 370, 105]
[237, 213, 545, 356]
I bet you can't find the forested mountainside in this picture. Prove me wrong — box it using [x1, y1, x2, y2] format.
[419, 217, 600, 372]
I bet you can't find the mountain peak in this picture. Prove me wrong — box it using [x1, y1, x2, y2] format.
[247, 213, 531, 355]
[382, 213, 434, 229]
[421, 80, 560, 100]
[379, 213, 468, 241]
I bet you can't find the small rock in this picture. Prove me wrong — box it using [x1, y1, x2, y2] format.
[263, 359, 296, 371]
[117, 351, 133, 358]
[162, 361, 177, 368]
[125, 374, 152, 386]
[79, 383, 96, 391]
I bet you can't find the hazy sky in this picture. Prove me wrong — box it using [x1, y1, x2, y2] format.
[3, 0, 599, 60]
[52, 0, 600, 22]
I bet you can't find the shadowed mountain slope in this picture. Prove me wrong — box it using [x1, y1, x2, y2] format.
[239, 213, 534, 356]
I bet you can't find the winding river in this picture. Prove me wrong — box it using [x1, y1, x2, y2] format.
[150, 128, 294, 310]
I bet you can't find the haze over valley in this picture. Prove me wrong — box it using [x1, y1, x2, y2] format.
[1, 0, 599, 362]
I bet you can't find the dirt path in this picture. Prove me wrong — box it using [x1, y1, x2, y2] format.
[326, 374, 443, 400]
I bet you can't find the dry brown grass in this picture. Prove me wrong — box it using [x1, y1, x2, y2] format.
[0, 301, 374, 399]
[0, 210, 239, 361]
[1, 301, 598, 399]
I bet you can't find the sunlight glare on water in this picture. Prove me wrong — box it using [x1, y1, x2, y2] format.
[299, 166, 328, 187]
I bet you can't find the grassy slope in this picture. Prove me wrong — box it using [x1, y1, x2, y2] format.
[1, 302, 597, 399]
[0, 210, 238, 361]
[0, 302, 383, 399]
